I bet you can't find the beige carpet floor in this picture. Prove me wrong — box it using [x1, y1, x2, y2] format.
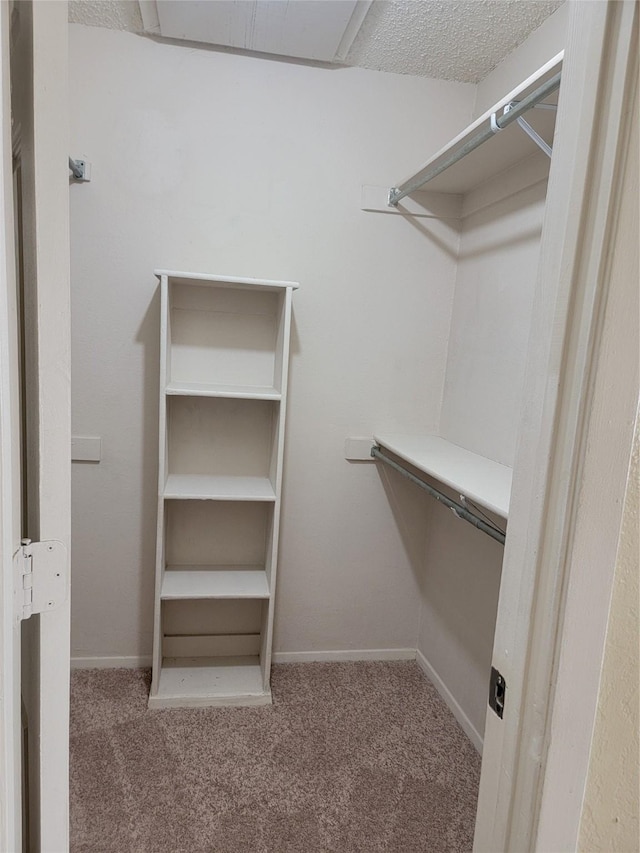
[70, 661, 481, 853]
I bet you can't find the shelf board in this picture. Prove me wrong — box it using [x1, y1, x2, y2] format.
[161, 567, 270, 599]
[155, 269, 299, 291]
[163, 474, 276, 501]
[149, 656, 271, 709]
[393, 53, 562, 197]
[166, 381, 282, 400]
[373, 433, 512, 519]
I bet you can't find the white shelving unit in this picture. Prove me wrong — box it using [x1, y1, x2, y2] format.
[374, 434, 512, 519]
[149, 270, 298, 709]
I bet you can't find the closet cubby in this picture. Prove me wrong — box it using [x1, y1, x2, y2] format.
[163, 500, 273, 599]
[149, 271, 298, 709]
[165, 500, 271, 566]
[167, 396, 279, 494]
[161, 598, 265, 659]
[166, 274, 289, 397]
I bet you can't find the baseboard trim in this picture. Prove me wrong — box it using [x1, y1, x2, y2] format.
[415, 649, 484, 754]
[71, 655, 152, 670]
[71, 650, 417, 669]
[272, 648, 417, 664]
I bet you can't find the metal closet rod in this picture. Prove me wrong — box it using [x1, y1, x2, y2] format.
[371, 445, 506, 545]
[388, 70, 562, 206]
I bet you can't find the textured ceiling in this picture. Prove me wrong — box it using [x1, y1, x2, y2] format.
[69, 0, 143, 32]
[345, 0, 563, 82]
[68, 0, 563, 83]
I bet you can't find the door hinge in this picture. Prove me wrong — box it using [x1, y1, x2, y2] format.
[489, 666, 506, 719]
[15, 539, 68, 621]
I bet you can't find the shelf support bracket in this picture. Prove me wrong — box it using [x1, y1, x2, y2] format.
[504, 102, 553, 158]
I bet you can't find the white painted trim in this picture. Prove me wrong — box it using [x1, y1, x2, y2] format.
[154, 269, 300, 290]
[534, 12, 639, 849]
[75, 648, 416, 667]
[415, 650, 483, 754]
[272, 648, 416, 664]
[139, 0, 161, 35]
[74, 649, 417, 668]
[30, 6, 72, 847]
[334, 0, 372, 62]
[474, 3, 639, 851]
[0, 3, 21, 848]
[73, 648, 415, 668]
[71, 655, 152, 670]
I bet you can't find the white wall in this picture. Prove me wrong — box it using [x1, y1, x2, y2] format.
[69, 25, 474, 662]
[439, 179, 547, 466]
[579, 412, 639, 853]
[577, 83, 638, 852]
[441, 0, 568, 465]
[415, 9, 568, 743]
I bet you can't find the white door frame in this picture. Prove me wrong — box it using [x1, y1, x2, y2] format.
[0, 1, 23, 848]
[6, 1, 71, 850]
[533, 16, 638, 851]
[23, 3, 72, 849]
[475, 1, 638, 850]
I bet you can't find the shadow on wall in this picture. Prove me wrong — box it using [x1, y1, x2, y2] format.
[419, 498, 503, 671]
[401, 214, 461, 262]
[375, 463, 433, 589]
[456, 180, 547, 262]
[135, 281, 162, 654]
[375, 460, 503, 734]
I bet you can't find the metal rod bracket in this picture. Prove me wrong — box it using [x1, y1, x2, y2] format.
[69, 156, 91, 182]
[504, 103, 553, 157]
[371, 445, 506, 545]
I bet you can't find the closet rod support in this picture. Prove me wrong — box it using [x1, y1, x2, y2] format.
[388, 70, 561, 206]
[504, 103, 553, 157]
[516, 116, 552, 157]
[69, 156, 90, 181]
[509, 100, 558, 111]
[371, 445, 506, 545]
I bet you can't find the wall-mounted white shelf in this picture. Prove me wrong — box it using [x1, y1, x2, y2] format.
[373, 433, 512, 519]
[150, 270, 297, 709]
[390, 53, 562, 199]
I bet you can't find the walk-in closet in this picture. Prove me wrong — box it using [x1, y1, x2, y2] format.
[68, 3, 563, 839]
[5, 1, 638, 851]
